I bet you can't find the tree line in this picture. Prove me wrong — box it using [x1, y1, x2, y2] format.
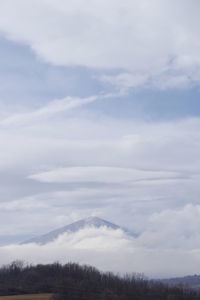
[0, 261, 199, 300]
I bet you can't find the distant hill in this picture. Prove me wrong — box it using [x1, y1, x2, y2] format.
[161, 275, 200, 290]
[22, 216, 132, 245]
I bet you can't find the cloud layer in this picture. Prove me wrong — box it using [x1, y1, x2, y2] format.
[0, 98, 200, 242]
[0, 1, 200, 278]
[0, 0, 200, 89]
[2, 220, 200, 278]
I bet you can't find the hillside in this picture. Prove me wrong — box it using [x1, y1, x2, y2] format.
[162, 275, 200, 290]
[0, 262, 199, 300]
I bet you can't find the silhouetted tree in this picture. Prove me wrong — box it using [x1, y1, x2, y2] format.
[0, 261, 199, 300]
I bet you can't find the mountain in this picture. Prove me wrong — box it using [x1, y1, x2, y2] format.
[22, 216, 129, 245]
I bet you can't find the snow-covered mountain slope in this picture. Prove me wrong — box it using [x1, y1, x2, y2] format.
[22, 216, 132, 245]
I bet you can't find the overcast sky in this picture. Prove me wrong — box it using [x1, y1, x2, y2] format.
[0, 0, 200, 277]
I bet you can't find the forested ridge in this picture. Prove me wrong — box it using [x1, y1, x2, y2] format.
[0, 261, 199, 300]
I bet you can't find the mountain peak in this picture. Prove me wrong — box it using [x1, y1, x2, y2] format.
[85, 216, 100, 221]
[80, 216, 120, 228]
[22, 216, 123, 245]
[84, 216, 102, 223]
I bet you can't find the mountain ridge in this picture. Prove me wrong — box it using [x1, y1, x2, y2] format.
[22, 216, 130, 245]
[160, 274, 200, 290]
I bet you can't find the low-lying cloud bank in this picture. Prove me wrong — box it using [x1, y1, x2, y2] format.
[2, 221, 200, 279]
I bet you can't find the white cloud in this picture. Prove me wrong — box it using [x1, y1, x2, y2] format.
[0, 94, 110, 127]
[0, 0, 200, 89]
[100, 72, 192, 92]
[0, 92, 200, 276]
[29, 166, 181, 184]
[1, 0, 200, 276]
[99, 73, 148, 92]
[1, 222, 200, 278]
[0, 199, 48, 212]
[138, 204, 200, 250]
[0, 109, 200, 235]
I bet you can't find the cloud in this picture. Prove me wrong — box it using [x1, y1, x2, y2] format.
[1, 222, 200, 278]
[0, 91, 200, 277]
[99, 73, 148, 92]
[29, 166, 181, 184]
[138, 204, 200, 250]
[0, 109, 200, 238]
[100, 72, 192, 92]
[0, 93, 113, 127]
[1, 0, 200, 277]
[0, 0, 200, 89]
[0, 199, 48, 212]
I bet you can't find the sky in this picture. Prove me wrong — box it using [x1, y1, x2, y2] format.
[0, 0, 200, 277]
